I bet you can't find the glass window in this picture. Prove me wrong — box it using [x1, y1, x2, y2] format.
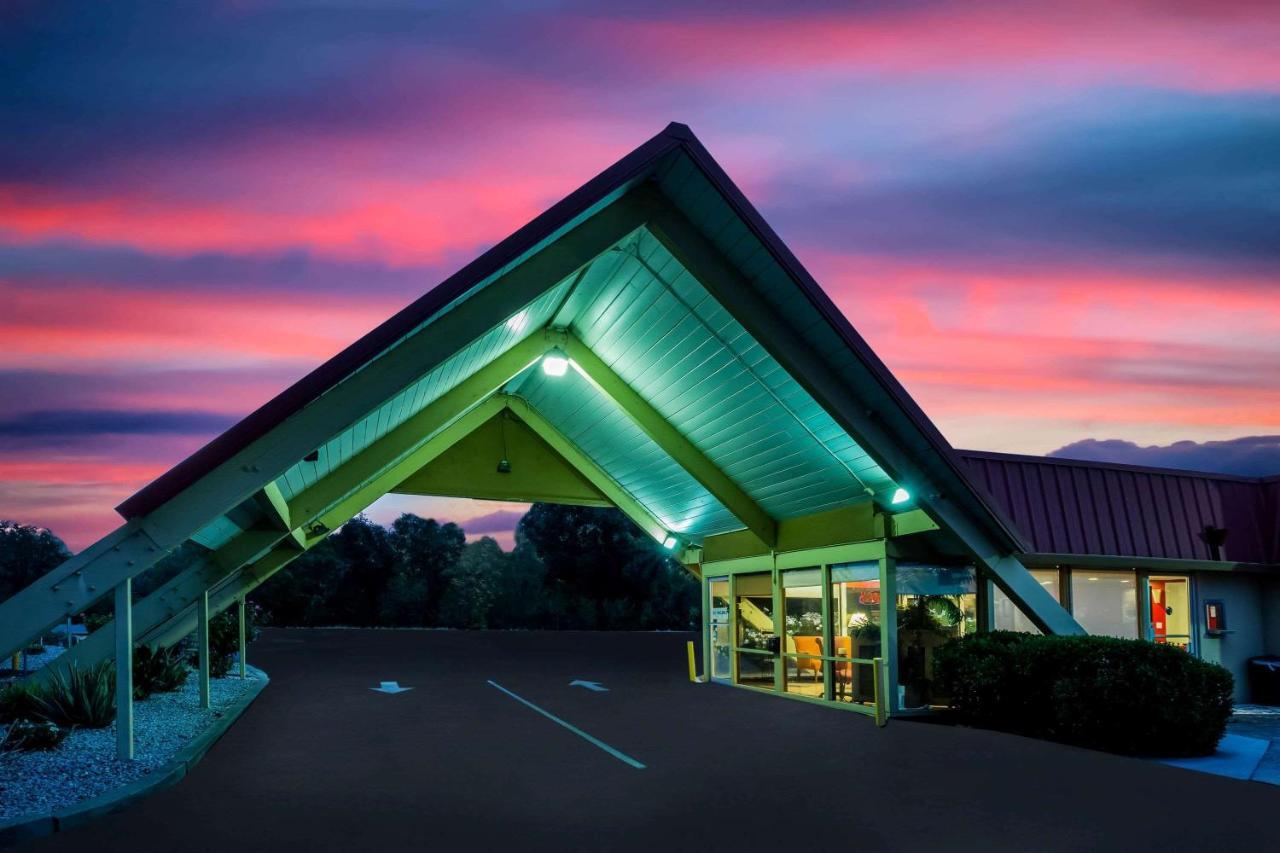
[709, 578, 731, 680]
[1070, 570, 1138, 639]
[1148, 575, 1191, 650]
[992, 569, 1061, 634]
[897, 564, 977, 709]
[782, 569, 824, 698]
[734, 572, 775, 690]
[830, 561, 880, 707]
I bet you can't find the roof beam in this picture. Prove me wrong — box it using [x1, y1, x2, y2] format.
[145, 545, 303, 649]
[302, 397, 507, 546]
[286, 333, 547, 529]
[28, 527, 293, 680]
[560, 331, 778, 549]
[0, 187, 658, 656]
[629, 184, 1081, 634]
[501, 395, 669, 544]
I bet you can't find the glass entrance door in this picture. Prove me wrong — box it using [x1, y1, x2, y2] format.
[709, 577, 731, 682]
[733, 572, 776, 690]
[1148, 575, 1192, 651]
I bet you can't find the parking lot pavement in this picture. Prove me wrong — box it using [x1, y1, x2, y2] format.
[18, 629, 1277, 853]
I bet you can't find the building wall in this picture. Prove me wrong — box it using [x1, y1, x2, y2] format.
[1196, 573, 1267, 701]
[1260, 579, 1280, 660]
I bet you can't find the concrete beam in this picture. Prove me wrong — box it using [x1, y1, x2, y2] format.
[561, 332, 777, 550]
[631, 186, 1082, 635]
[0, 187, 655, 656]
[502, 395, 669, 544]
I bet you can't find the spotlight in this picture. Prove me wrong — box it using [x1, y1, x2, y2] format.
[542, 355, 569, 376]
[662, 535, 679, 550]
[890, 487, 910, 505]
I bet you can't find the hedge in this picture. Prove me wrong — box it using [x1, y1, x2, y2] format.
[933, 631, 1233, 757]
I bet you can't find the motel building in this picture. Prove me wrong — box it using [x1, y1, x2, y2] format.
[3, 124, 1278, 744]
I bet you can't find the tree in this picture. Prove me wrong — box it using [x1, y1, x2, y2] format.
[382, 515, 465, 625]
[516, 503, 698, 629]
[324, 515, 397, 626]
[0, 520, 70, 602]
[490, 529, 550, 628]
[439, 537, 503, 628]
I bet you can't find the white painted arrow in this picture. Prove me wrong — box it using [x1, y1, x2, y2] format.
[569, 679, 608, 692]
[371, 681, 413, 694]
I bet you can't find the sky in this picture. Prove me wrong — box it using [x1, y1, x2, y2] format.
[1, 0, 1278, 551]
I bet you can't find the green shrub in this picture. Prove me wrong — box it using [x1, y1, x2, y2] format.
[934, 631, 1234, 757]
[187, 605, 259, 678]
[30, 661, 116, 729]
[0, 680, 42, 724]
[1, 718, 70, 752]
[132, 645, 189, 699]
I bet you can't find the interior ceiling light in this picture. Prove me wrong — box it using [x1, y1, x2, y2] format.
[890, 487, 910, 505]
[542, 354, 569, 377]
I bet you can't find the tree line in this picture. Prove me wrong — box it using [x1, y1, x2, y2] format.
[0, 504, 700, 633]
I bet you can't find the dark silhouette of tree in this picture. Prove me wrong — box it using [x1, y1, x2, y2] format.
[4, 505, 699, 632]
[0, 520, 70, 601]
[325, 514, 397, 626]
[517, 503, 697, 629]
[383, 514, 465, 625]
[439, 536, 503, 628]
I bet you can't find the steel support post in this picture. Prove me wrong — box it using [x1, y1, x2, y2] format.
[197, 590, 210, 709]
[114, 579, 133, 760]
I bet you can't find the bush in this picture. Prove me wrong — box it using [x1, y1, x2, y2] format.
[30, 661, 116, 729]
[132, 645, 189, 699]
[187, 605, 259, 678]
[934, 631, 1234, 757]
[0, 680, 42, 724]
[1, 718, 70, 752]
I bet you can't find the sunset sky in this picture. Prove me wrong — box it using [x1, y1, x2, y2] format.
[2, 1, 1278, 551]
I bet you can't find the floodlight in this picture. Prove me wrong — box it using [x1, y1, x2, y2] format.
[662, 535, 679, 550]
[890, 487, 910, 505]
[542, 355, 569, 376]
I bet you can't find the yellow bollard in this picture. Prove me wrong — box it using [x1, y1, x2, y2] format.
[686, 641, 704, 683]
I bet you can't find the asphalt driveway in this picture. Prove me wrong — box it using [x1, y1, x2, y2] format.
[18, 629, 1275, 852]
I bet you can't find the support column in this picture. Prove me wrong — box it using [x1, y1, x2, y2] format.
[878, 553, 899, 714]
[237, 597, 247, 679]
[114, 579, 133, 761]
[197, 590, 210, 709]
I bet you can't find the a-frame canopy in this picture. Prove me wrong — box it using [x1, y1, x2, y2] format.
[0, 123, 1082, 665]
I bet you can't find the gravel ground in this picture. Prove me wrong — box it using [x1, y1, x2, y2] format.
[0, 671, 259, 823]
[1, 645, 67, 676]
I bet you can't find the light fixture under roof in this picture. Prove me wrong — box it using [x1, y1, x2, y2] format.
[662, 535, 679, 550]
[890, 487, 910, 505]
[542, 354, 569, 377]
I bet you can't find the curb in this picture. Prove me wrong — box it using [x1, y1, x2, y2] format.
[0, 665, 269, 847]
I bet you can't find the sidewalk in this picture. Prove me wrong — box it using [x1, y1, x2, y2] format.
[1226, 704, 1280, 785]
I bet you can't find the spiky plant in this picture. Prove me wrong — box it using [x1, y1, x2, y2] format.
[31, 661, 116, 728]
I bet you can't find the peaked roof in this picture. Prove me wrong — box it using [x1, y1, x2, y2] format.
[4, 121, 1093, 662]
[116, 122, 1028, 561]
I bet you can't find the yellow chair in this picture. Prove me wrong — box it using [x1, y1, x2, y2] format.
[792, 635, 823, 681]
